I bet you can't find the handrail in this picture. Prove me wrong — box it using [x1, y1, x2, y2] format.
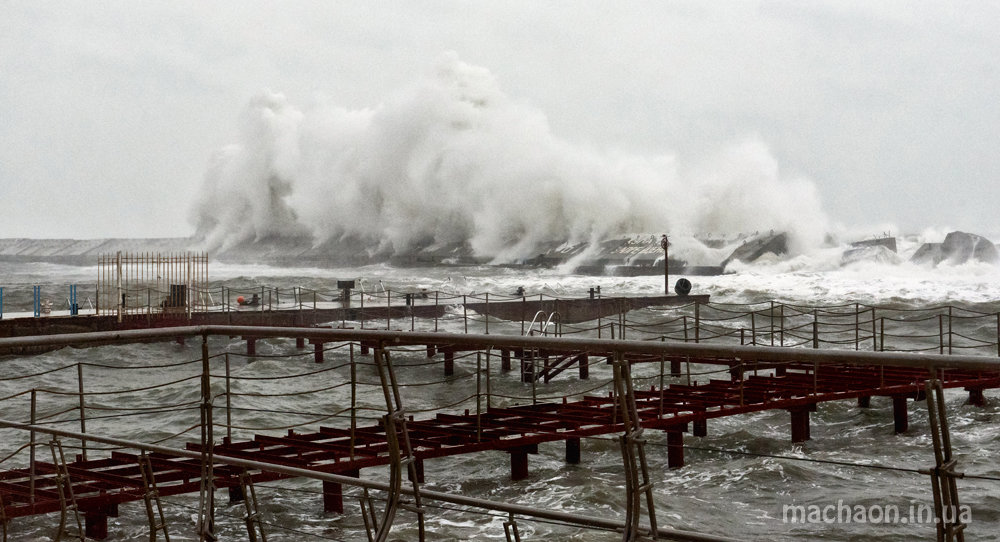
[525, 311, 547, 336]
[2, 325, 1000, 372]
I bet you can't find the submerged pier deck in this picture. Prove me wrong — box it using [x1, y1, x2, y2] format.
[1, 326, 998, 540]
[0, 292, 708, 347]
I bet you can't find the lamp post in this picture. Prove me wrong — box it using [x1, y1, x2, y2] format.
[660, 234, 670, 295]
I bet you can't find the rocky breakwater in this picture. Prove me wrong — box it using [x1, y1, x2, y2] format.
[910, 231, 1000, 266]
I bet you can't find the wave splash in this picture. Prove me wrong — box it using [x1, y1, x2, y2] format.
[190, 52, 828, 264]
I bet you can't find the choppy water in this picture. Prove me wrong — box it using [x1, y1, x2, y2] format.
[2, 260, 1000, 541]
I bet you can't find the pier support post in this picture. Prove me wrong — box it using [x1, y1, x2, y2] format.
[360, 343, 369, 355]
[509, 445, 538, 481]
[229, 484, 244, 504]
[312, 341, 324, 363]
[245, 337, 256, 357]
[83, 504, 117, 540]
[444, 350, 454, 376]
[693, 418, 707, 438]
[407, 457, 425, 483]
[427, 344, 436, 358]
[666, 428, 685, 469]
[566, 437, 581, 464]
[501, 349, 511, 372]
[790, 408, 810, 443]
[323, 469, 360, 514]
[296, 337, 305, 348]
[670, 359, 682, 377]
[892, 395, 908, 433]
[966, 387, 986, 407]
[578, 354, 589, 380]
[857, 395, 871, 408]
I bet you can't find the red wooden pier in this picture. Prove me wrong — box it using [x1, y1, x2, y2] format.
[1, 326, 996, 541]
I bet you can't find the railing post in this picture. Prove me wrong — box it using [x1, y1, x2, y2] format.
[434, 291, 439, 333]
[854, 303, 860, 351]
[29, 389, 36, 505]
[350, 342, 356, 461]
[939, 314, 945, 355]
[197, 334, 216, 540]
[225, 353, 232, 441]
[948, 306, 953, 355]
[770, 301, 775, 346]
[476, 352, 482, 442]
[77, 363, 87, 461]
[387, 289, 392, 330]
[780, 303, 785, 347]
[694, 302, 701, 344]
[463, 295, 468, 334]
[871, 308, 877, 351]
[880, 317, 886, 352]
[812, 310, 819, 349]
[751, 311, 756, 346]
[486, 350, 492, 410]
[485, 293, 489, 335]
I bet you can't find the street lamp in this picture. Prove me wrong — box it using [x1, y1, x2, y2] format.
[660, 234, 670, 295]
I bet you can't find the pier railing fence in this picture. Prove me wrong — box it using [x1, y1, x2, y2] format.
[6, 277, 1000, 359]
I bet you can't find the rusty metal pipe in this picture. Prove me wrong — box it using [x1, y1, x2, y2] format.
[4, 325, 1000, 372]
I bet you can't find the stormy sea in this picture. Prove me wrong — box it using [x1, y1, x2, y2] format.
[2, 244, 1000, 541]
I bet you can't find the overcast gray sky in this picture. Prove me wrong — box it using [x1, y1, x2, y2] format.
[2, 1, 998, 239]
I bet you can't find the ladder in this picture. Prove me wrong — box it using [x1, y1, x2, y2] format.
[137, 451, 170, 542]
[48, 437, 84, 542]
[613, 354, 658, 541]
[362, 345, 426, 542]
[239, 470, 267, 542]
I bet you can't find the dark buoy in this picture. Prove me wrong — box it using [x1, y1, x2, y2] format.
[674, 278, 692, 296]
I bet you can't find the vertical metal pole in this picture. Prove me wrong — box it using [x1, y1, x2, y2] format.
[387, 290, 391, 330]
[880, 317, 886, 352]
[855, 303, 860, 351]
[694, 302, 701, 344]
[751, 311, 756, 346]
[225, 353, 232, 441]
[29, 389, 36, 505]
[476, 352, 482, 442]
[770, 301, 775, 346]
[486, 350, 492, 410]
[812, 309, 819, 349]
[77, 363, 87, 461]
[434, 292, 439, 333]
[350, 343, 356, 461]
[948, 306, 953, 355]
[485, 293, 489, 335]
[116, 251, 123, 323]
[780, 303, 785, 347]
[198, 334, 215, 540]
[872, 308, 877, 351]
[661, 234, 669, 294]
[463, 295, 468, 334]
[939, 314, 945, 355]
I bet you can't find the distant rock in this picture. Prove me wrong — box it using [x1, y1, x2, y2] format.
[910, 231, 999, 266]
[721, 232, 788, 269]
